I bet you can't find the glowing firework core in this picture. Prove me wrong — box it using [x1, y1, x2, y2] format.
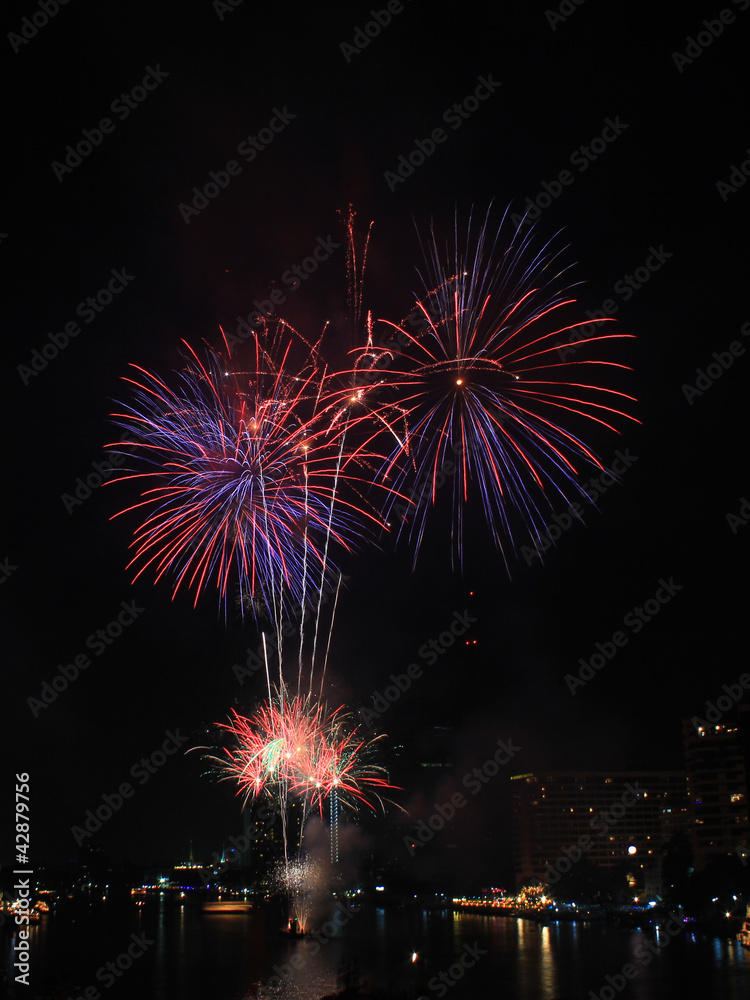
[213, 687, 394, 816]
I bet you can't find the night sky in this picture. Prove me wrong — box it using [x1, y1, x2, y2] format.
[3, 1, 749, 874]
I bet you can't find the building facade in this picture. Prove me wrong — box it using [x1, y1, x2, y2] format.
[682, 714, 750, 870]
[511, 770, 689, 888]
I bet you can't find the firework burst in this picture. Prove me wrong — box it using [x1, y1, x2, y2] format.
[338, 206, 639, 565]
[108, 323, 385, 619]
[210, 686, 396, 818]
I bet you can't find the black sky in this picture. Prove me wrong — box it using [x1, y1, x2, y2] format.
[3, 0, 749, 870]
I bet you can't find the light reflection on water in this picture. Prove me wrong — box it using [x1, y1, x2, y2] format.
[2, 903, 748, 999]
[538, 925, 556, 996]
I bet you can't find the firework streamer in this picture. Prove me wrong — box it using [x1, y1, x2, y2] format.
[341, 204, 373, 349]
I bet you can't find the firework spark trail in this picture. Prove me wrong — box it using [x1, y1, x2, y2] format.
[342, 204, 373, 349]
[309, 422, 350, 687]
[296, 462, 310, 693]
[318, 571, 343, 701]
[327, 206, 639, 567]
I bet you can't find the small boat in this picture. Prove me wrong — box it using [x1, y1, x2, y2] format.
[737, 905, 750, 947]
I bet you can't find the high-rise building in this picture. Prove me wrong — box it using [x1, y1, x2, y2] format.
[682, 714, 750, 870]
[511, 770, 689, 888]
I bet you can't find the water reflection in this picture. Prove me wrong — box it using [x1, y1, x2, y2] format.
[7, 902, 750, 1000]
[538, 925, 558, 997]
